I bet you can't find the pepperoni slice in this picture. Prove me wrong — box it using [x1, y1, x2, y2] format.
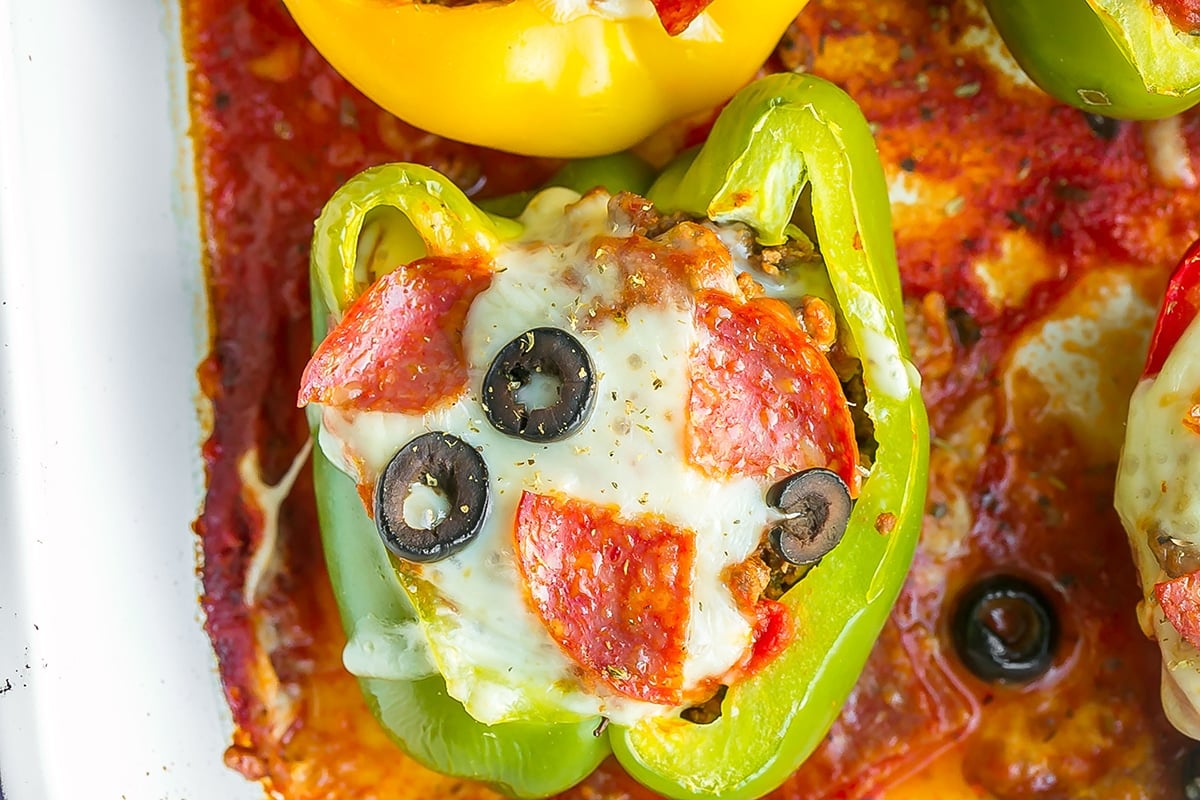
[1156, 571, 1200, 650]
[687, 290, 861, 493]
[650, 0, 714, 35]
[1143, 238, 1200, 378]
[297, 256, 491, 414]
[513, 491, 695, 705]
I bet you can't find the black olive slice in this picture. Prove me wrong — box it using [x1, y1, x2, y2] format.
[952, 574, 1058, 684]
[374, 432, 489, 563]
[482, 327, 596, 442]
[764, 468, 852, 565]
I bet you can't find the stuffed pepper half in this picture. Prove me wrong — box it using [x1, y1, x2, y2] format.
[1116, 240, 1200, 739]
[297, 73, 928, 799]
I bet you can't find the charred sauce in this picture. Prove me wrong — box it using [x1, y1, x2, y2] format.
[187, 1, 1200, 798]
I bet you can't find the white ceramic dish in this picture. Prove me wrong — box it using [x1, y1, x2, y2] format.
[0, 2, 259, 798]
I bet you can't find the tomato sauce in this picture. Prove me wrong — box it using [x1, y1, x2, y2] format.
[187, 0, 1200, 798]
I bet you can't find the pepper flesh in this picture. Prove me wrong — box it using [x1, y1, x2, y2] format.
[305, 74, 927, 799]
[278, 0, 810, 157]
[611, 71, 928, 800]
[313, 452, 611, 796]
[984, 0, 1200, 119]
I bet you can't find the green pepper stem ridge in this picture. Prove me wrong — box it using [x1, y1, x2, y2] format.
[312, 162, 521, 318]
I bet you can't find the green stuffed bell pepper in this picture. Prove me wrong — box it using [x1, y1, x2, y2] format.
[984, 0, 1200, 119]
[298, 72, 928, 800]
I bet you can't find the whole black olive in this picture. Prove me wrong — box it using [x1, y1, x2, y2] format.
[374, 432, 489, 563]
[1082, 111, 1122, 141]
[482, 327, 596, 442]
[764, 468, 853, 565]
[952, 574, 1058, 684]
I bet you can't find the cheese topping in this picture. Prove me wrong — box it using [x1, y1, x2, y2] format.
[1116, 314, 1200, 560]
[317, 189, 812, 726]
[1115, 312, 1200, 737]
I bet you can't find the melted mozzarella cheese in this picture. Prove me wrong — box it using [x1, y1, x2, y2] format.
[1117, 314, 1200, 556]
[537, 0, 719, 39]
[402, 482, 451, 531]
[320, 189, 786, 726]
[1116, 313, 1200, 738]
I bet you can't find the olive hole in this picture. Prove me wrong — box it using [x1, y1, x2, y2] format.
[401, 479, 451, 531]
[512, 367, 564, 413]
[981, 598, 1034, 650]
[778, 493, 831, 532]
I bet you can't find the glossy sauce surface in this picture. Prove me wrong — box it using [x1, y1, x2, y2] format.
[187, 1, 1200, 797]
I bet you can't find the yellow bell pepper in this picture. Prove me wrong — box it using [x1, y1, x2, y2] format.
[279, 0, 810, 158]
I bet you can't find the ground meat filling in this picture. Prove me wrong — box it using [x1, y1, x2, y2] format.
[606, 192, 825, 276]
[1150, 525, 1200, 579]
[607, 191, 691, 238]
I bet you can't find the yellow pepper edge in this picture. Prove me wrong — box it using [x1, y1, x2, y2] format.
[280, 0, 812, 157]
